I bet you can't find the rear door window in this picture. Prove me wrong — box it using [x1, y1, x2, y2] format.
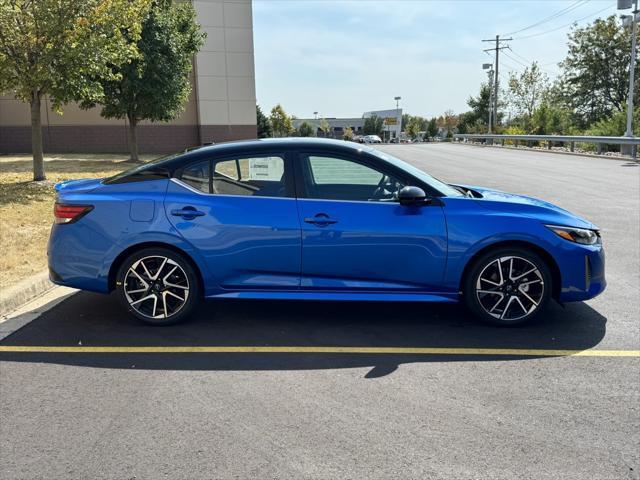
[213, 156, 287, 197]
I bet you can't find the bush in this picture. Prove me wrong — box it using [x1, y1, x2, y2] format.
[582, 108, 640, 152]
[503, 126, 525, 145]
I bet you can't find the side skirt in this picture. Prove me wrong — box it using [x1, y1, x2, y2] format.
[205, 291, 460, 303]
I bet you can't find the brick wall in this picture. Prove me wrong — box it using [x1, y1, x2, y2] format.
[0, 124, 257, 154]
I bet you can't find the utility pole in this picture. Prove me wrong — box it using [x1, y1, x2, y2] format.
[482, 35, 511, 131]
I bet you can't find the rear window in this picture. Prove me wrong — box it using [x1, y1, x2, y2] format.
[103, 153, 180, 184]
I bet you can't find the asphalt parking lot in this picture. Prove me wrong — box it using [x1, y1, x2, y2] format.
[1, 143, 639, 479]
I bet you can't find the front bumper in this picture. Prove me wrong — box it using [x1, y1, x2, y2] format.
[557, 243, 606, 302]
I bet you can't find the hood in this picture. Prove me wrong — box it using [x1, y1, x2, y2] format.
[55, 178, 103, 195]
[455, 184, 597, 230]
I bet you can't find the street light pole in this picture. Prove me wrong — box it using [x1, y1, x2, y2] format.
[626, 1, 637, 137]
[483, 63, 494, 134]
[393, 96, 401, 143]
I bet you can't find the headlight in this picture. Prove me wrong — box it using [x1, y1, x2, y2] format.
[546, 225, 600, 245]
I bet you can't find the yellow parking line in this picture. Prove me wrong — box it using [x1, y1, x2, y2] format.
[0, 346, 638, 357]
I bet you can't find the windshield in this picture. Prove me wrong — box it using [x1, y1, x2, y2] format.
[367, 148, 464, 197]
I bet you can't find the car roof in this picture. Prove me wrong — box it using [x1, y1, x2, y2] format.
[159, 138, 373, 170]
[106, 138, 380, 185]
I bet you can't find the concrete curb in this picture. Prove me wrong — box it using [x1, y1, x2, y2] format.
[0, 285, 77, 341]
[0, 270, 55, 317]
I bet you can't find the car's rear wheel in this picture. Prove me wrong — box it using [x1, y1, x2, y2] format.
[116, 247, 201, 325]
[463, 247, 552, 326]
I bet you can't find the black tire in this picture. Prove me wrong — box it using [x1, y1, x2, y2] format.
[115, 247, 201, 325]
[463, 246, 552, 326]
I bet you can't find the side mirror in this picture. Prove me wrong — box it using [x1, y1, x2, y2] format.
[398, 186, 428, 206]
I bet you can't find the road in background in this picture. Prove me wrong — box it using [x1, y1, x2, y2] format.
[1, 144, 638, 479]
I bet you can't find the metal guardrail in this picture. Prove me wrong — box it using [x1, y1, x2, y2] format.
[453, 134, 640, 157]
[454, 134, 640, 145]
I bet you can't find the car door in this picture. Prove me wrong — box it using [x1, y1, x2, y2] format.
[164, 151, 301, 291]
[295, 151, 447, 291]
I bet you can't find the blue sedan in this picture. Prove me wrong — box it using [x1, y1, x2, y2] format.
[48, 138, 605, 326]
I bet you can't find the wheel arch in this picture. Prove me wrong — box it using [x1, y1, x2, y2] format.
[459, 240, 561, 301]
[108, 241, 205, 295]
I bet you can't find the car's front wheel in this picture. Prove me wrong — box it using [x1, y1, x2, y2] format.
[116, 247, 201, 325]
[463, 247, 552, 326]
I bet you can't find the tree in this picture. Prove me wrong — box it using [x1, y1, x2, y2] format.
[442, 109, 458, 137]
[401, 113, 411, 131]
[558, 15, 637, 127]
[343, 126, 354, 141]
[0, 0, 150, 180]
[256, 105, 272, 138]
[363, 115, 384, 136]
[530, 103, 573, 135]
[319, 118, 331, 138]
[297, 121, 315, 137]
[406, 116, 422, 139]
[82, 0, 205, 161]
[467, 83, 492, 126]
[426, 117, 438, 140]
[269, 104, 293, 137]
[508, 62, 549, 130]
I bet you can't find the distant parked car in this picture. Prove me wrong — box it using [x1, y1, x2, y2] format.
[49, 138, 605, 326]
[363, 135, 382, 144]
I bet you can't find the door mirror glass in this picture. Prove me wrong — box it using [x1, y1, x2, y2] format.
[398, 186, 428, 206]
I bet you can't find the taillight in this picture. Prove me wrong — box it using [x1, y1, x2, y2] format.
[54, 203, 93, 224]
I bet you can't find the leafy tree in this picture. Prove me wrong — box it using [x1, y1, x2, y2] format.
[401, 113, 411, 131]
[558, 15, 637, 127]
[297, 121, 315, 137]
[441, 109, 458, 137]
[343, 126, 354, 141]
[363, 115, 384, 136]
[0, 0, 150, 180]
[319, 118, 331, 138]
[507, 62, 549, 130]
[530, 103, 573, 135]
[82, 0, 205, 161]
[406, 116, 422, 139]
[585, 107, 640, 137]
[466, 83, 492, 126]
[256, 105, 272, 138]
[426, 117, 438, 140]
[269, 104, 293, 137]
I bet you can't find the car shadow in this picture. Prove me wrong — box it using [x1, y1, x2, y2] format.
[0, 292, 607, 378]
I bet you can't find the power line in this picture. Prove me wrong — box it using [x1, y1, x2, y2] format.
[502, 0, 589, 37]
[512, 3, 615, 41]
[505, 49, 561, 75]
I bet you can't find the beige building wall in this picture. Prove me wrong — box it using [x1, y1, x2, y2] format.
[0, 0, 256, 154]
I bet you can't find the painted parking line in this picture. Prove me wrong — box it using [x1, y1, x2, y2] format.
[0, 346, 638, 357]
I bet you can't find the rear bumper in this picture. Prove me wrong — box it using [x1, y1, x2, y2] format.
[47, 223, 110, 293]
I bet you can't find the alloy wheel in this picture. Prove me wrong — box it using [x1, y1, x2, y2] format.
[123, 255, 190, 319]
[475, 255, 544, 321]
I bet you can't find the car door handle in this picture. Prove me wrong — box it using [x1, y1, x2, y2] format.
[171, 207, 205, 220]
[304, 214, 338, 226]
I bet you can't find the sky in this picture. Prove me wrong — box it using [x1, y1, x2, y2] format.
[252, 0, 621, 119]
